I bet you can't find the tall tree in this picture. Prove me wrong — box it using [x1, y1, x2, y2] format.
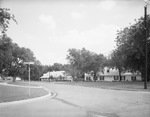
[67, 48, 83, 79]
[90, 53, 106, 81]
[67, 48, 106, 80]
[115, 15, 150, 81]
[0, 34, 13, 74]
[0, 8, 43, 81]
[7, 44, 36, 82]
[109, 49, 125, 81]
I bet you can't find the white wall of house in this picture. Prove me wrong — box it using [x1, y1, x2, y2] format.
[124, 76, 132, 81]
[105, 76, 114, 81]
[84, 73, 94, 81]
[41, 78, 48, 81]
[136, 75, 142, 81]
[64, 76, 73, 81]
[97, 75, 142, 82]
[40, 71, 74, 81]
[97, 68, 142, 82]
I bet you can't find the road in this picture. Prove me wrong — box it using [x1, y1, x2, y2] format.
[0, 82, 150, 117]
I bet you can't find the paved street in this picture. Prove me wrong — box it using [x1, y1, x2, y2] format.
[0, 82, 150, 117]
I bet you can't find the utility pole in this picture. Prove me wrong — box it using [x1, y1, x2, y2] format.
[49, 65, 50, 82]
[144, 0, 149, 89]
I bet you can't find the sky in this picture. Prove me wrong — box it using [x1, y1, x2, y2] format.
[1, 0, 150, 65]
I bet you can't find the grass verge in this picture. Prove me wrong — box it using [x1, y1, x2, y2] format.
[56, 81, 150, 92]
[8, 81, 39, 87]
[0, 82, 48, 103]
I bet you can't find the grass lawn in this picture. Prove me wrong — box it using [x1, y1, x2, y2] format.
[56, 81, 150, 92]
[8, 81, 39, 87]
[0, 82, 48, 103]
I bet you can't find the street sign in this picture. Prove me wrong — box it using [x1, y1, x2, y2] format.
[24, 62, 34, 65]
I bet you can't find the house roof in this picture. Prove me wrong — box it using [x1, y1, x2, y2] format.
[40, 71, 65, 79]
[99, 68, 141, 76]
[99, 69, 119, 76]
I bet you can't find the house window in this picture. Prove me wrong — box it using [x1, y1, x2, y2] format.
[114, 76, 119, 80]
[100, 76, 104, 80]
[121, 76, 125, 81]
[131, 76, 136, 81]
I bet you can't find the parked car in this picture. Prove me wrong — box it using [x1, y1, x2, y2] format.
[65, 76, 73, 81]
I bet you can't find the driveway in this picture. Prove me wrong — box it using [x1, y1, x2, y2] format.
[0, 82, 150, 117]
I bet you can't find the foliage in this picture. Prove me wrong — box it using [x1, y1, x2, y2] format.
[0, 8, 43, 81]
[0, 8, 17, 34]
[52, 63, 63, 71]
[0, 34, 13, 74]
[0, 35, 39, 81]
[115, 15, 150, 80]
[67, 48, 106, 80]
[108, 49, 126, 80]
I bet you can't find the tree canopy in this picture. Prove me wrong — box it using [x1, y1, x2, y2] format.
[0, 34, 42, 81]
[67, 48, 106, 80]
[113, 15, 150, 80]
[0, 8, 43, 81]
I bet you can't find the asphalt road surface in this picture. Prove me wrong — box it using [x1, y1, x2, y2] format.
[0, 82, 150, 117]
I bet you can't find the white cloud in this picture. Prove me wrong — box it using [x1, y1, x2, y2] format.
[71, 11, 83, 20]
[97, 0, 116, 10]
[58, 24, 119, 55]
[16, 24, 119, 65]
[39, 14, 56, 29]
[79, 3, 85, 7]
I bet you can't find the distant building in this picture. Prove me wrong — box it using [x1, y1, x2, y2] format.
[97, 68, 141, 82]
[40, 71, 73, 81]
[16, 77, 21, 81]
[0, 76, 2, 80]
[84, 68, 142, 82]
[84, 72, 94, 81]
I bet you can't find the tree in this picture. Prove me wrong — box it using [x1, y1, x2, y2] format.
[30, 64, 43, 81]
[0, 34, 13, 74]
[0, 8, 43, 81]
[66, 48, 83, 80]
[7, 44, 36, 82]
[63, 64, 78, 80]
[109, 49, 125, 81]
[67, 48, 106, 81]
[115, 15, 150, 81]
[0, 8, 17, 34]
[52, 63, 63, 71]
[90, 53, 106, 81]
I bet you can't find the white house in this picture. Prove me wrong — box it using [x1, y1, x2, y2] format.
[0, 76, 2, 81]
[16, 77, 21, 81]
[40, 71, 73, 81]
[97, 68, 142, 82]
[84, 73, 94, 81]
[122, 72, 141, 81]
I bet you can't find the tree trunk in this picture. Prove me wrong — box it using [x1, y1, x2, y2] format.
[48, 71, 50, 82]
[13, 77, 16, 82]
[118, 68, 122, 81]
[93, 71, 97, 81]
[141, 68, 145, 81]
[72, 66, 75, 81]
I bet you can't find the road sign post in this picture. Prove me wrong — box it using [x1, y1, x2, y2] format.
[24, 62, 34, 96]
